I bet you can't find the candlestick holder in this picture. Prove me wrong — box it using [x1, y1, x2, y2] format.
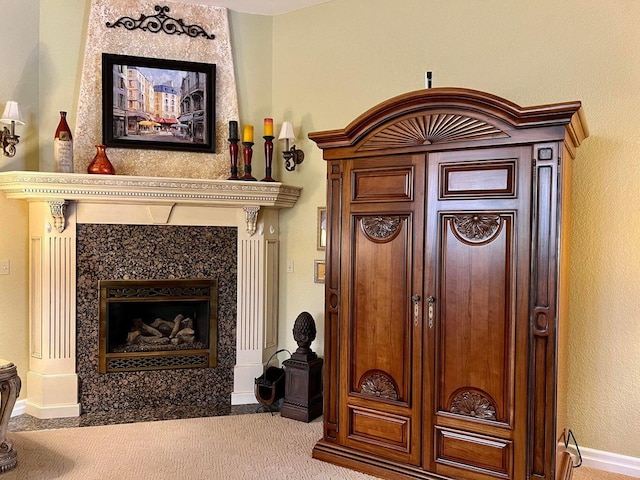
[261, 135, 276, 182]
[228, 136, 240, 180]
[242, 142, 257, 181]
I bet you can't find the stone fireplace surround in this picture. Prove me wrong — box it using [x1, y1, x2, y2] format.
[78, 225, 234, 413]
[0, 172, 301, 418]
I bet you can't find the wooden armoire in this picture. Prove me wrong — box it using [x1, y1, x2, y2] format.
[308, 88, 588, 480]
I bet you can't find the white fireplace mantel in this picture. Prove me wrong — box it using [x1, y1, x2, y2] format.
[0, 171, 302, 418]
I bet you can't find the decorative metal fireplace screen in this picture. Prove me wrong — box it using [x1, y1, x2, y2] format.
[98, 279, 218, 373]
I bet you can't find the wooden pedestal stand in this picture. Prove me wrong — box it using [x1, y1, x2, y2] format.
[281, 352, 323, 422]
[280, 312, 323, 422]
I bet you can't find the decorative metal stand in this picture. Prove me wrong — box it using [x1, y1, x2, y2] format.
[254, 349, 290, 414]
[261, 135, 276, 182]
[280, 312, 324, 422]
[0, 360, 21, 473]
[241, 142, 257, 181]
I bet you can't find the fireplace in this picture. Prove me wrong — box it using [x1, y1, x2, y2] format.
[0, 172, 301, 418]
[76, 223, 236, 414]
[98, 279, 218, 373]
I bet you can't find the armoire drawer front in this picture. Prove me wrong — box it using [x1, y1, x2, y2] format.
[348, 406, 411, 453]
[435, 426, 512, 477]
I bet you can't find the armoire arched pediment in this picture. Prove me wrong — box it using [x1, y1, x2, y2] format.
[309, 88, 588, 480]
[310, 87, 587, 157]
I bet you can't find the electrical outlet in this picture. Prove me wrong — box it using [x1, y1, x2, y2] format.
[0, 259, 9, 275]
[286, 260, 294, 273]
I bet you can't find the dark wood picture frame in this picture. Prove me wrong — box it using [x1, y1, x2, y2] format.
[102, 53, 216, 153]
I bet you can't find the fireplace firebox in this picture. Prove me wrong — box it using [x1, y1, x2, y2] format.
[98, 279, 218, 373]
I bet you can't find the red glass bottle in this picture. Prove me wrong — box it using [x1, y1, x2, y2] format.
[54, 111, 74, 173]
[87, 144, 115, 175]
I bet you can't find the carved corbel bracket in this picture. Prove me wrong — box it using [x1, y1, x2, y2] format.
[48, 200, 69, 233]
[243, 206, 260, 236]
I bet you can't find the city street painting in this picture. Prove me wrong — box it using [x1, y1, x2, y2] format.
[102, 53, 216, 153]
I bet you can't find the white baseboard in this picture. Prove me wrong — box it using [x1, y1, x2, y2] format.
[578, 446, 640, 478]
[10, 399, 26, 417]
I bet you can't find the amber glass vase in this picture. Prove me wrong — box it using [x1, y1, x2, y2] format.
[87, 144, 115, 175]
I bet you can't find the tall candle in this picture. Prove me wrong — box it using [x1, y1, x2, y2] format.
[264, 118, 274, 137]
[229, 120, 238, 140]
[243, 125, 254, 143]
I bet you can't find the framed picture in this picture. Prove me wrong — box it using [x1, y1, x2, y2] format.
[102, 53, 216, 153]
[314, 260, 326, 284]
[317, 207, 327, 251]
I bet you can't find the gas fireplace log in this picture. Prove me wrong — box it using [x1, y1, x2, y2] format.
[170, 314, 185, 338]
[150, 318, 175, 335]
[133, 318, 163, 338]
[125, 315, 198, 347]
[127, 330, 141, 344]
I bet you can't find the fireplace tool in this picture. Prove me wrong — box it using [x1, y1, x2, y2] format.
[254, 349, 290, 414]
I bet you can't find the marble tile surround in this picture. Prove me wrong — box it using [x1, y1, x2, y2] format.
[76, 224, 237, 413]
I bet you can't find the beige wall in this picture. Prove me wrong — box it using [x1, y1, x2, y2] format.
[2, 0, 639, 460]
[0, 0, 40, 396]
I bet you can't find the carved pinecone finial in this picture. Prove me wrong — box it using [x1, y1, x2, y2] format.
[292, 311, 317, 353]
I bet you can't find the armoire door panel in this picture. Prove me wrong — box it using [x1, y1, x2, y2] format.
[351, 165, 414, 202]
[349, 214, 412, 404]
[349, 406, 412, 453]
[435, 426, 513, 478]
[440, 160, 517, 199]
[437, 212, 516, 427]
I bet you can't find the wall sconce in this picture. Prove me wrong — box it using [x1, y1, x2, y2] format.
[278, 121, 304, 171]
[1, 101, 25, 157]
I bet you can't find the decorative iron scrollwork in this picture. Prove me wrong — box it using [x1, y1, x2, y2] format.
[360, 372, 399, 400]
[453, 214, 500, 241]
[361, 216, 401, 240]
[450, 390, 497, 421]
[106, 5, 216, 40]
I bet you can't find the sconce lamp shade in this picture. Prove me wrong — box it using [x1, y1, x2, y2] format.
[1, 101, 25, 125]
[278, 121, 295, 141]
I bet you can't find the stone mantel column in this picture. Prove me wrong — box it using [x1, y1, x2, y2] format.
[0, 172, 302, 417]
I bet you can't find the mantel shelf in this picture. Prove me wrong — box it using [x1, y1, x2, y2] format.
[0, 171, 302, 209]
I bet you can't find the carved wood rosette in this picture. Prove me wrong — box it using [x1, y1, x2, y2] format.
[360, 216, 402, 242]
[452, 213, 501, 243]
[449, 390, 497, 421]
[359, 371, 399, 400]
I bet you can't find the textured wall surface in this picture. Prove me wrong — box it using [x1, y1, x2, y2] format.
[74, 0, 238, 178]
[76, 224, 237, 413]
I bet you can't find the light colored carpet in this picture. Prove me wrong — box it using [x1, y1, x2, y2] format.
[2, 413, 635, 480]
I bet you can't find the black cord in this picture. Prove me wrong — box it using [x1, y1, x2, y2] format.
[564, 429, 583, 468]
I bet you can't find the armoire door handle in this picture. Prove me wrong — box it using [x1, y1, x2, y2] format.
[427, 296, 436, 329]
[411, 295, 420, 326]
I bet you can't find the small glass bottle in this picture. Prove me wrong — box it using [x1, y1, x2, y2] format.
[54, 111, 74, 173]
